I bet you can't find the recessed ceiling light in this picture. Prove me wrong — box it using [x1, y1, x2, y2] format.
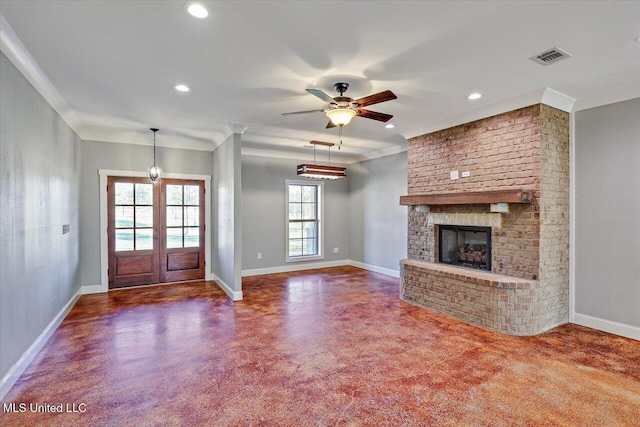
[385, 123, 395, 129]
[184, 2, 209, 19]
[467, 92, 482, 100]
[635, 35, 640, 43]
[173, 84, 190, 92]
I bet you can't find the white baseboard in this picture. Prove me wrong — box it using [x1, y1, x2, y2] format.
[573, 313, 640, 341]
[242, 260, 349, 277]
[241, 259, 400, 279]
[1, 288, 81, 400]
[81, 284, 103, 294]
[214, 275, 243, 301]
[347, 260, 400, 278]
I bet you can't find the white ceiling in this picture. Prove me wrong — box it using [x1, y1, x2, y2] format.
[1, 1, 639, 163]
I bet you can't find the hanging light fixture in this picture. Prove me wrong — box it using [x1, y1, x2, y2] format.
[148, 128, 161, 181]
[297, 140, 346, 180]
[326, 108, 356, 127]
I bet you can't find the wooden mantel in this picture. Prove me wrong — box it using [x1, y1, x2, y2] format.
[399, 189, 533, 206]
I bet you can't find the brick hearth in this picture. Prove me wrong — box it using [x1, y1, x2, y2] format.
[400, 104, 569, 335]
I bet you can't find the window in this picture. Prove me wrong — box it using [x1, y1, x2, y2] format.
[286, 180, 324, 262]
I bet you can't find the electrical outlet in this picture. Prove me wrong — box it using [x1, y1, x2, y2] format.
[461, 171, 471, 178]
[450, 170, 459, 180]
[334, 247, 339, 253]
[257, 253, 262, 260]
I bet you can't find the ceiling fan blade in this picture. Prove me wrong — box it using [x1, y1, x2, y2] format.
[357, 109, 393, 122]
[281, 109, 324, 116]
[306, 88, 335, 103]
[355, 90, 397, 107]
[325, 120, 337, 129]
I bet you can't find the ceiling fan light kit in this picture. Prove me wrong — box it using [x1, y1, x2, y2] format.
[326, 108, 356, 126]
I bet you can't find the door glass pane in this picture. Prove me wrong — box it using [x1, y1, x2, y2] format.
[136, 229, 153, 250]
[115, 206, 134, 228]
[115, 229, 134, 251]
[135, 206, 153, 227]
[166, 206, 182, 227]
[115, 183, 133, 205]
[184, 227, 199, 247]
[184, 207, 199, 226]
[166, 185, 183, 205]
[135, 183, 153, 205]
[184, 185, 199, 205]
[166, 228, 183, 248]
[114, 181, 156, 253]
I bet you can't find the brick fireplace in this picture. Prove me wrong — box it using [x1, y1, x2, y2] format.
[399, 104, 569, 335]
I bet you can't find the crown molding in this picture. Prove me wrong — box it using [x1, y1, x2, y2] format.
[403, 87, 577, 140]
[0, 14, 81, 133]
[211, 123, 249, 147]
[541, 87, 576, 113]
[573, 84, 640, 112]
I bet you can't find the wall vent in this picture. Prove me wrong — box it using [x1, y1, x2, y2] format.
[530, 47, 572, 66]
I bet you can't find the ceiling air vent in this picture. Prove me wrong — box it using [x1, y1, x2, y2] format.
[530, 47, 572, 66]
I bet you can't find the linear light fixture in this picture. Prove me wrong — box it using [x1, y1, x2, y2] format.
[297, 140, 346, 180]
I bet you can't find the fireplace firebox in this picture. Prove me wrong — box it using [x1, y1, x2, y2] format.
[438, 225, 491, 271]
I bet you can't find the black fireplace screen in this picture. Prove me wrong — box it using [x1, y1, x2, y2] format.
[438, 225, 491, 271]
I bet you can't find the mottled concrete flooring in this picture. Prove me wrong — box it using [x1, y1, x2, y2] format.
[2, 267, 639, 426]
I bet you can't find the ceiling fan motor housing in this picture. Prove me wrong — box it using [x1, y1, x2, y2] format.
[332, 96, 354, 107]
[333, 82, 350, 95]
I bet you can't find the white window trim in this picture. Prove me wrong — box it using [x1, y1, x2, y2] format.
[285, 179, 324, 263]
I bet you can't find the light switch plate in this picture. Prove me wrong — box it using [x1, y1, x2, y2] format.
[450, 170, 459, 180]
[462, 171, 471, 178]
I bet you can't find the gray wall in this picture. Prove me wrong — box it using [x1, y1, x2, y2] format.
[575, 97, 640, 328]
[242, 155, 350, 271]
[212, 134, 242, 294]
[0, 52, 81, 379]
[78, 140, 213, 287]
[349, 152, 407, 273]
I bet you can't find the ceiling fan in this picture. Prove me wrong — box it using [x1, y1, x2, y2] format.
[282, 82, 397, 128]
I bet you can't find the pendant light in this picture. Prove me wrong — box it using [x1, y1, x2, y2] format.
[148, 128, 161, 181]
[297, 140, 346, 180]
